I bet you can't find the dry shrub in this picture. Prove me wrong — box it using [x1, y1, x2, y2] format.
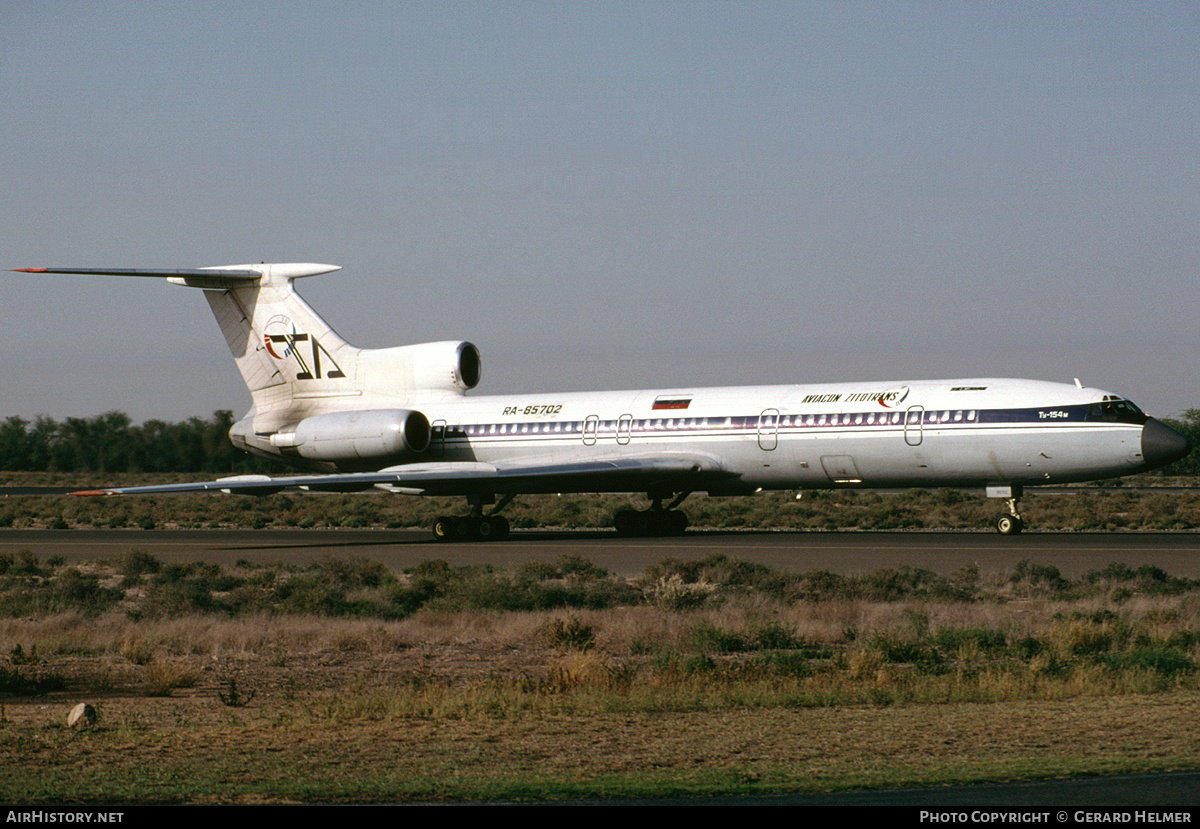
[328, 623, 407, 653]
[144, 660, 199, 697]
[74, 664, 120, 693]
[846, 643, 884, 681]
[395, 609, 546, 647]
[791, 599, 862, 643]
[577, 605, 688, 653]
[539, 616, 596, 651]
[120, 635, 156, 666]
[645, 573, 715, 610]
[1047, 619, 1118, 658]
[544, 651, 627, 694]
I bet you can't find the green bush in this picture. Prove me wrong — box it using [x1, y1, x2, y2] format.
[543, 616, 596, 651]
[933, 626, 1007, 654]
[0, 666, 66, 696]
[1097, 647, 1194, 677]
[122, 550, 162, 578]
[692, 620, 749, 653]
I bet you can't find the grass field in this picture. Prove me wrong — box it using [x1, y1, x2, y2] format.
[5, 692, 1199, 803]
[2, 548, 1200, 802]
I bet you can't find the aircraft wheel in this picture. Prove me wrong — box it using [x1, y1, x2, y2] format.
[473, 517, 494, 540]
[432, 516, 458, 542]
[640, 510, 687, 537]
[644, 511, 667, 536]
[457, 518, 487, 541]
[613, 508, 643, 536]
[667, 510, 689, 535]
[996, 514, 1024, 535]
[490, 515, 510, 540]
[477, 516, 513, 541]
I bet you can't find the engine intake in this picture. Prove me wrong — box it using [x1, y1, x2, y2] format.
[408, 340, 480, 391]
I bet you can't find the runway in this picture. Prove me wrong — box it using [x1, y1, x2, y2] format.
[4, 527, 1200, 578]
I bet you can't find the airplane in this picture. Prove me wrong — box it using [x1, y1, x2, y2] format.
[13, 262, 1191, 541]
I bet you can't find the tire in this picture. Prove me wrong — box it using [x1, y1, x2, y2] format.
[491, 515, 510, 540]
[458, 518, 483, 541]
[667, 510, 689, 535]
[613, 508, 642, 536]
[640, 510, 689, 537]
[432, 516, 457, 541]
[996, 514, 1024, 535]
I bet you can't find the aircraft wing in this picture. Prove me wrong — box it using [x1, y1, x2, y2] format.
[71, 453, 746, 498]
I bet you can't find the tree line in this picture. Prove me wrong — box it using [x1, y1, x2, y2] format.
[1164, 411, 1200, 476]
[0, 411, 279, 474]
[2, 409, 1199, 476]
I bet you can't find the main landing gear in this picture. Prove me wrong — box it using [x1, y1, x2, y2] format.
[613, 491, 691, 537]
[432, 494, 514, 542]
[990, 486, 1025, 535]
[428, 491, 694, 542]
[432, 513, 510, 542]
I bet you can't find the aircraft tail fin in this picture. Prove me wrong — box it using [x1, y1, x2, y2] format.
[12, 263, 360, 410]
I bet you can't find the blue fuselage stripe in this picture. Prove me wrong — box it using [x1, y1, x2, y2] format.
[436, 405, 1133, 443]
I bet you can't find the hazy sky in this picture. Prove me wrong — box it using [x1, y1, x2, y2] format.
[3, 2, 1197, 424]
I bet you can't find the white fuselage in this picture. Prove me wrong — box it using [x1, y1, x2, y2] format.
[247, 376, 1149, 492]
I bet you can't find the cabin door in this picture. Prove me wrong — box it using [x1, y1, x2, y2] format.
[904, 406, 924, 446]
[582, 415, 599, 446]
[616, 414, 633, 445]
[757, 409, 779, 450]
[430, 419, 447, 457]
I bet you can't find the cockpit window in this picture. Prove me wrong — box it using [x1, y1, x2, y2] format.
[1086, 399, 1146, 425]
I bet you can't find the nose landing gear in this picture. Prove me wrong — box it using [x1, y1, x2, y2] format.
[989, 486, 1025, 535]
[995, 510, 1024, 535]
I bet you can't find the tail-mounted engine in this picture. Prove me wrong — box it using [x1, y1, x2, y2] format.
[269, 409, 431, 463]
[406, 340, 481, 392]
[362, 340, 481, 394]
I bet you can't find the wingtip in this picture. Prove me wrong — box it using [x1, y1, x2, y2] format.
[70, 489, 119, 497]
[11, 268, 47, 273]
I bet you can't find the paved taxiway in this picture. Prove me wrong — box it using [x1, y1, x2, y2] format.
[4, 528, 1200, 578]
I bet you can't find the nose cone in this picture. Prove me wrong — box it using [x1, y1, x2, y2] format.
[1141, 418, 1192, 471]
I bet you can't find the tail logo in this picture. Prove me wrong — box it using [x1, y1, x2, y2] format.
[263, 315, 345, 381]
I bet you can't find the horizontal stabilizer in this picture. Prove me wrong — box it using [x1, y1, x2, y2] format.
[14, 267, 260, 279]
[12, 263, 341, 289]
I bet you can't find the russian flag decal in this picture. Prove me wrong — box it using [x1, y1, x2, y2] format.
[652, 396, 692, 410]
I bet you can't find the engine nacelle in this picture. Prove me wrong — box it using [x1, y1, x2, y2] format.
[359, 340, 481, 394]
[403, 340, 481, 392]
[270, 409, 431, 462]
